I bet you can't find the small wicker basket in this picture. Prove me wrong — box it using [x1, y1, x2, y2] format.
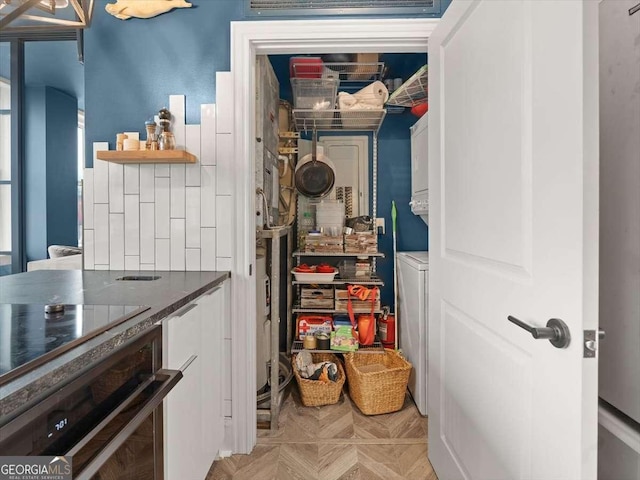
[293, 352, 346, 407]
[344, 349, 412, 415]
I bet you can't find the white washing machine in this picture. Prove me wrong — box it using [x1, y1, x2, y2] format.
[397, 251, 429, 415]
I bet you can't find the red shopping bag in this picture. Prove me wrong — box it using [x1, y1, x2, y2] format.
[347, 285, 378, 346]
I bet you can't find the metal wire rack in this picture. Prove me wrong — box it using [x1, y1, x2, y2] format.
[386, 64, 428, 107]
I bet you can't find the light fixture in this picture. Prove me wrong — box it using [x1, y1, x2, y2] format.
[0, 0, 94, 34]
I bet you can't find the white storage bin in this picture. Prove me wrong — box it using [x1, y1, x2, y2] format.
[316, 200, 345, 233]
[291, 78, 339, 110]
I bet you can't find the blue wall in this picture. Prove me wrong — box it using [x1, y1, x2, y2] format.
[25, 42, 84, 110]
[81, 2, 442, 306]
[0, 42, 84, 109]
[25, 86, 78, 261]
[83, 0, 450, 165]
[84, 0, 242, 162]
[376, 113, 429, 307]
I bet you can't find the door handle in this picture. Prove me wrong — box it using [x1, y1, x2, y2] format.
[507, 315, 571, 348]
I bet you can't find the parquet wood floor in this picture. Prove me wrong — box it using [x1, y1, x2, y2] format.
[206, 386, 438, 480]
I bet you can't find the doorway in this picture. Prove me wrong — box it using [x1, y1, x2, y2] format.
[229, 18, 439, 454]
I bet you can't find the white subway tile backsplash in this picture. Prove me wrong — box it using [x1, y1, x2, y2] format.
[170, 219, 186, 270]
[216, 257, 232, 272]
[216, 72, 233, 134]
[109, 213, 125, 269]
[201, 166, 216, 227]
[94, 204, 109, 265]
[124, 195, 140, 256]
[170, 95, 186, 150]
[186, 124, 201, 186]
[185, 249, 201, 271]
[155, 177, 170, 239]
[155, 164, 170, 177]
[85, 100, 227, 272]
[93, 163, 109, 204]
[93, 142, 109, 203]
[84, 229, 95, 270]
[155, 238, 170, 270]
[140, 203, 155, 264]
[83, 168, 94, 230]
[124, 164, 140, 195]
[108, 162, 124, 213]
[139, 165, 155, 202]
[201, 228, 216, 271]
[125, 255, 140, 271]
[216, 195, 233, 257]
[200, 104, 216, 165]
[185, 187, 201, 248]
[170, 164, 185, 218]
[216, 134, 233, 196]
[185, 166, 201, 188]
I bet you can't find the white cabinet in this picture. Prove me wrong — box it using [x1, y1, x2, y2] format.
[198, 285, 225, 465]
[409, 113, 428, 220]
[163, 281, 228, 480]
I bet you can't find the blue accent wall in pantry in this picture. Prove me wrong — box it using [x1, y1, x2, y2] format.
[376, 113, 429, 308]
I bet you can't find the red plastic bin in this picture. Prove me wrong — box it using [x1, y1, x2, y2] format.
[289, 57, 323, 79]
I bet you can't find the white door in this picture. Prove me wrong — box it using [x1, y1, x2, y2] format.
[299, 136, 369, 217]
[428, 1, 599, 479]
[320, 135, 369, 216]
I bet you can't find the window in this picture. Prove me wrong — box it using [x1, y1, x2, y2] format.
[0, 78, 11, 276]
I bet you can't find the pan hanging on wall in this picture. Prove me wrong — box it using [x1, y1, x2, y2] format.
[294, 131, 336, 198]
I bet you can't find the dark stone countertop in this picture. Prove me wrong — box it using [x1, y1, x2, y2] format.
[0, 270, 230, 421]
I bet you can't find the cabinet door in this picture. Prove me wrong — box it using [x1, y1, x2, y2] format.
[163, 303, 201, 480]
[410, 114, 428, 196]
[198, 285, 226, 472]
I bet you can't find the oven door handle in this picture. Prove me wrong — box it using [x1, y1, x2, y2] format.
[70, 367, 184, 480]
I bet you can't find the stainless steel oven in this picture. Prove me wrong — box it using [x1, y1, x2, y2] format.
[0, 326, 184, 480]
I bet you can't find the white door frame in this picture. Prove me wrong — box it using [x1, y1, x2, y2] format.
[229, 17, 439, 453]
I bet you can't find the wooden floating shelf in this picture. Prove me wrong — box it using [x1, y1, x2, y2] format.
[96, 150, 196, 164]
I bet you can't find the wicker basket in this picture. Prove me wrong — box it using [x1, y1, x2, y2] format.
[344, 349, 412, 415]
[293, 352, 346, 407]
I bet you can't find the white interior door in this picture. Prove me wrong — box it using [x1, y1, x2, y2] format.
[428, 1, 599, 479]
[320, 135, 369, 216]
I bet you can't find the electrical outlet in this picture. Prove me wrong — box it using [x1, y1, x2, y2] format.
[375, 217, 385, 235]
